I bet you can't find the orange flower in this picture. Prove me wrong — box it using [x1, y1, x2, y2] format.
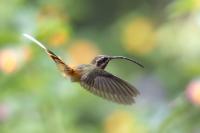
[23, 46, 32, 62]
[68, 40, 100, 66]
[49, 31, 69, 46]
[36, 17, 71, 47]
[49, 30, 70, 47]
[0, 49, 18, 74]
[122, 17, 156, 55]
[0, 47, 31, 74]
[37, 5, 68, 22]
[36, 5, 71, 47]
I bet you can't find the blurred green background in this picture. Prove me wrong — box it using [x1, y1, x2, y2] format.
[1, 0, 200, 133]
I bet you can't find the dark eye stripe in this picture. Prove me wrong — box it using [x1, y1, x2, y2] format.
[102, 58, 108, 62]
[100, 57, 108, 62]
[97, 57, 108, 66]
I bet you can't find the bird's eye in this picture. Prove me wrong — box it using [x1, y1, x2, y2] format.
[99, 57, 108, 63]
[101, 57, 108, 62]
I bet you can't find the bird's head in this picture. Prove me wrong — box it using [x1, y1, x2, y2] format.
[91, 55, 144, 69]
[91, 55, 111, 69]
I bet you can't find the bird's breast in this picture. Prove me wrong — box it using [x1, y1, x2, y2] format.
[69, 70, 82, 82]
[70, 64, 96, 82]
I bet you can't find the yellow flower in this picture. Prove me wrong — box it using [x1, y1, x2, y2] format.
[68, 40, 100, 66]
[193, 0, 200, 11]
[104, 110, 148, 133]
[122, 17, 156, 55]
[104, 111, 133, 133]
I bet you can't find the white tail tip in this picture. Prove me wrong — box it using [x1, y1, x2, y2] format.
[23, 33, 47, 50]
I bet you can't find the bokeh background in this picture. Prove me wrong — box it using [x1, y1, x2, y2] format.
[1, 0, 200, 133]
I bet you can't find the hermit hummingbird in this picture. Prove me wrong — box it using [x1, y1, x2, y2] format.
[23, 34, 143, 105]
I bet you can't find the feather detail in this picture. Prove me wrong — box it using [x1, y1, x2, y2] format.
[80, 68, 139, 105]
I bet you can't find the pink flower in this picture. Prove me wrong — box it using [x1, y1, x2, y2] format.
[186, 79, 200, 106]
[0, 103, 11, 122]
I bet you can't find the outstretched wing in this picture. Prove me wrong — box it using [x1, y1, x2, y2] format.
[80, 68, 140, 105]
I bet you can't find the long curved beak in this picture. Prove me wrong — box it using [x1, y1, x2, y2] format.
[109, 56, 144, 68]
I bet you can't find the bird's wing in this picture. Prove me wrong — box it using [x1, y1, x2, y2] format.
[80, 68, 140, 105]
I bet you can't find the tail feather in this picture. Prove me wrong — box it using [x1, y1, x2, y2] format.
[23, 34, 47, 50]
[23, 33, 74, 76]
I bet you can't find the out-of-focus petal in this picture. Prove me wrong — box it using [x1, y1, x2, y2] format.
[68, 40, 100, 66]
[121, 17, 156, 55]
[186, 79, 200, 106]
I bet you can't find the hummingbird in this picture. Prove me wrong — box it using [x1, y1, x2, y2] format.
[23, 34, 144, 105]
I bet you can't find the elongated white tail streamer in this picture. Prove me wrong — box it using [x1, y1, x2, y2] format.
[23, 33, 47, 50]
[23, 33, 74, 76]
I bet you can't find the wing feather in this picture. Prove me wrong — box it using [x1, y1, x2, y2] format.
[109, 79, 131, 104]
[104, 79, 117, 101]
[80, 69, 139, 105]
